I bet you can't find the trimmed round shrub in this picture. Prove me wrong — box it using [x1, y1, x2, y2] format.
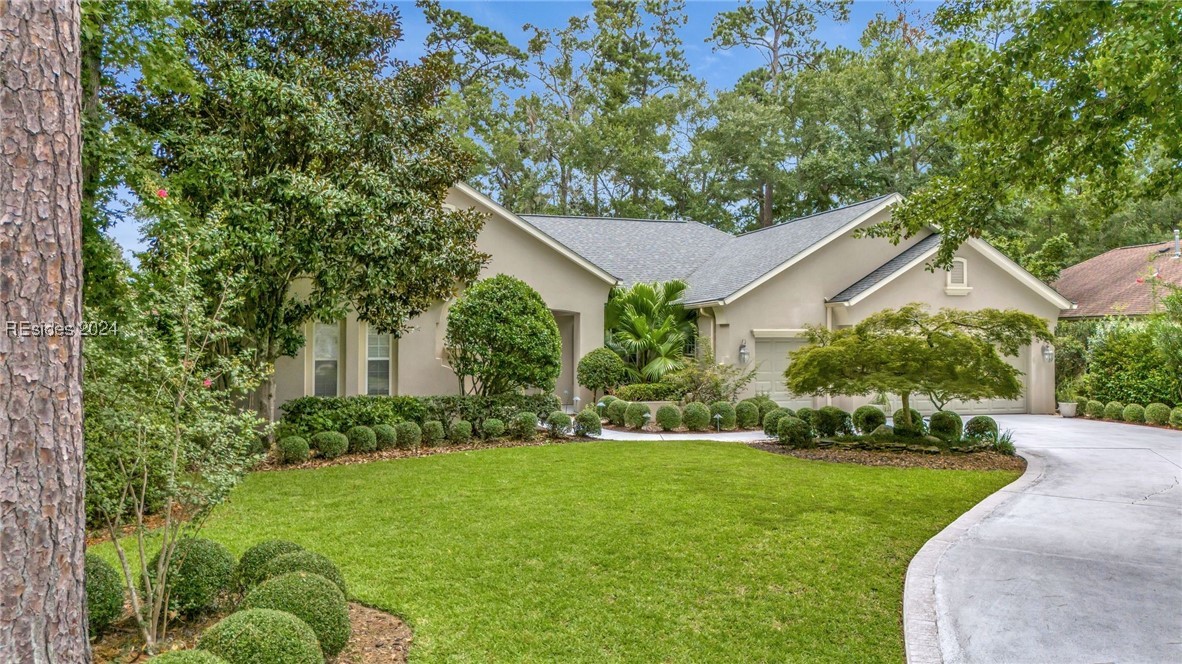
[448, 419, 473, 444]
[929, 411, 964, 442]
[260, 550, 346, 595]
[372, 424, 398, 450]
[813, 406, 852, 437]
[243, 571, 351, 657]
[682, 402, 711, 431]
[574, 408, 602, 436]
[395, 421, 421, 449]
[482, 418, 505, 439]
[655, 404, 681, 431]
[605, 399, 629, 426]
[852, 405, 886, 434]
[598, 395, 618, 415]
[1085, 399, 1105, 418]
[345, 425, 377, 454]
[235, 539, 304, 591]
[311, 431, 348, 459]
[145, 538, 235, 617]
[147, 651, 229, 664]
[510, 411, 539, 440]
[547, 411, 572, 437]
[624, 402, 652, 429]
[776, 416, 814, 448]
[197, 609, 322, 664]
[86, 553, 125, 637]
[753, 396, 779, 420]
[577, 347, 628, 398]
[762, 408, 793, 437]
[795, 407, 815, 427]
[709, 401, 737, 430]
[422, 420, 445, 447]
[1075, 398, 1089, 415]
[964, 415, 999, 441]
[1145, 403, 1172, 426]
[276, 436, 310, 464]
[1171, 406, 1182, 429]
[1121, 404, 1145, 423]
[891, 408, 926, 437]
[1103, 401, 1125, 420]
[735, 400, 761, 429]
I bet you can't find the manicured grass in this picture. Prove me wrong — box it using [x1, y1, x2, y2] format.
[120, 441, 1018, 662]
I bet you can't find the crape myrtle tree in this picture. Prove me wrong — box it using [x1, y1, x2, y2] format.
[785, 304, 1051, 428]
[115, 0, 488, 427]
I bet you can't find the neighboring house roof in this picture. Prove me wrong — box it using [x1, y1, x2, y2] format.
[829, 233, 943, 304]
[1053, 240, 1182, 318]
[520, 193, 900, 305]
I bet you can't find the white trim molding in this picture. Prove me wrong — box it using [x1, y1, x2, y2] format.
[752, 328, 810, 339]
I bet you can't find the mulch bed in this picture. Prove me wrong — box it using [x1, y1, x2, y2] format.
[748, 441, 1028, 472]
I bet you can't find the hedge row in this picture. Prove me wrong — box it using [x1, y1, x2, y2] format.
[1081, 399, 1182, 428]
[279, 393, 560, 437]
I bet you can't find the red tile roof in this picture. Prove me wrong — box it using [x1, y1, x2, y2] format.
[1054, 240, 1182, 318]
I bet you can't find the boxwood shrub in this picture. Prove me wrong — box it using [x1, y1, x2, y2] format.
[145, 538, 235, 617]
[345, 425, 377, 454]
[1103, 401, 1125, 420]
[1145, 403, 1172, 426]
[85, 553, 125, 637]
[510, 411, 539, 440]
[929, 411, 964, 442]
[279, 393, 560, 437]
[852, 405, 886, 434]
[613, 382, 682, 402]
[372, 424, 398, 450]
[573, 408, 602, 436]
[795, 407, 815, 427]
[655, 404, 681, 431]
[624, 402, 652, 429]
[422, 420, 445, 447]
[1085, 399, 1105, 418]
[709, 401, 737, 430]
[735, 400, 761, 429]
[762, 408, 792, 437]
[259, 550, 346, 595]
[1121, 404, 1145, 423]
[242, 571, 351, 657]
[481, 418, 505, 439]
[964, 415, 999, 441]
[605, 399, 629, 426]
[598, 395, 618, 415]
[1171, 406, 1182, 429]
[147, 651, 228, 663]
[776, 416, 813, 448]
[235, 539, 304, 591]
[813, 406, 852, 437]
[682, 402, 711, 431]
[276, 436, 310, 464]
[394, 421, 421, 449]
[448, 420, 473, 444]
[197, 609, 321, 664]
[752, 395, 779, 420]
[547, 411, 572, 437]
[891, 408, 926, 437]
[311, 431, 347, 459]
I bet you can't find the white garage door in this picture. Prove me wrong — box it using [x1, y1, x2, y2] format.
[908, 346, 1030, 415]
[753, 339, 815, 411]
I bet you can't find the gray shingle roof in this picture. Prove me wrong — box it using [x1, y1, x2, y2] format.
[828, 233, 941, 303]
[518, 194, 897, 304]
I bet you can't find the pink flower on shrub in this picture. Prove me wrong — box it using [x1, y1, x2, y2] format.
[156, 188, 168, 199]
[203, 378, 213, 388]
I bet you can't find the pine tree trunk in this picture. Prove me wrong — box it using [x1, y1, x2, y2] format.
[0, 0, 90, 660]
[760, 180, 773, 228]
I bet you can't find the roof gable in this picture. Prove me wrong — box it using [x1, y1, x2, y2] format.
[1054, 241, 1182, 317]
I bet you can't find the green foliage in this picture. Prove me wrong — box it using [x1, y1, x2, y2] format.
[892, 408, 926, 438]
[279, 396, 425, 435]
[993, 431, 1017, 457]
[709, 401, 737, 431]
[1121, 404, 1145, 423]
[762, 408, 792, 437]
[868, 424, 894, 440]
[311, 432, 348, 459]
[345, 426, 377, 454]
[547, 411, 572, 437]
[422, 421, 446, 448]
[795, 407, 815, 427]
[277, 436, 310, 465]
[574, 408, 602, 437]
[395, 422, 422, 449]
[147, 652, 228, 664]
[1086, 319, 1178, 407]
[1103, 401, 1125, 420]
[606, 399, 629, 426]
[482, 418, 506, 439]
[613, 382, 683, 402]
[510, 412, 539, 441]
[446, 274, 562, 395]
[577, 348, 628, 397]
[260, 550, 346, 596]
[1151, 291, 1182, 404]
[1085, 400, 1105, 418]
[776, 416, 814, 449]
[655, 405, 682, 431]
[86, 554, 125, 637]
[598, 395, 618, 415]
[964, 416, 999, 442]
[197, 609, 322, 664]
[449, 420, 473, 445]
[418, 394, 561, 430]
[145, 538, 235, 617]
[752, 396, 779, 420]
[242, 572, 351, 657]
[1171, 407, 1182, 429]
[1145, 403, 1172, 426]
[624, 402, 653, 429]
[666, 341, 756, 405]
[813, 406, 852, 437]
[929, 411, 964, 443]
[373, 424, 398, 450]
[235, 540, 304, 592]
[735, 400, 761, 429]
[605, 281, 695, 382]
[852, 405, 886, 435]
[682, 402, 711, 432]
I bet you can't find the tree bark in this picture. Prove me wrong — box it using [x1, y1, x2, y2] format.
[760, 179, 774, 228]
[0, 0, 89, 661]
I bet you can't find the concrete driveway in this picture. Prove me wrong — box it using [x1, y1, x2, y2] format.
[905, 415, 1182, 664]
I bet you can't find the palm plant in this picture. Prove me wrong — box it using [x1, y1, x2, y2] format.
[605, 281, 696, 382]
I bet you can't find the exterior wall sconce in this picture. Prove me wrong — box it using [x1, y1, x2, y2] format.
[1041, 344, 1055, 363]
[738, 340, 750, 365]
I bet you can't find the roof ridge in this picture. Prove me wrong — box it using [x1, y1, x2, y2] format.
[519, 212, 694, 224]
[734, 193, 896, 238]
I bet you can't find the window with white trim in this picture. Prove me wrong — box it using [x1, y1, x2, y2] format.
[367, 328, 393, 395]
[948, 258, 969, 288]
[313, 322, 341, 397]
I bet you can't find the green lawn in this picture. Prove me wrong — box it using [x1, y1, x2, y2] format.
[131, 441, 1016, 663]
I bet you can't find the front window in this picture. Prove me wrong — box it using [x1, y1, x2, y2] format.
[314, 322, 341, 397]
[367, 328, 392, 395]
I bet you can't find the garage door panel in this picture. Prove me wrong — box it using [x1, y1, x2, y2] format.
[754, 339, 815, 411]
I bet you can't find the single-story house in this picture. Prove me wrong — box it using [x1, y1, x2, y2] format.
[1053, 232, 1182, 319]
[273, 185, 1072, 417]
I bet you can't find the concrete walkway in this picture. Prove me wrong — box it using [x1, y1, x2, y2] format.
[905, 415, 1182, 664]
[593, 427, 768, 442]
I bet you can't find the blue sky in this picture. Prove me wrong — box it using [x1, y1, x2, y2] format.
[109, 1, 916, 257]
